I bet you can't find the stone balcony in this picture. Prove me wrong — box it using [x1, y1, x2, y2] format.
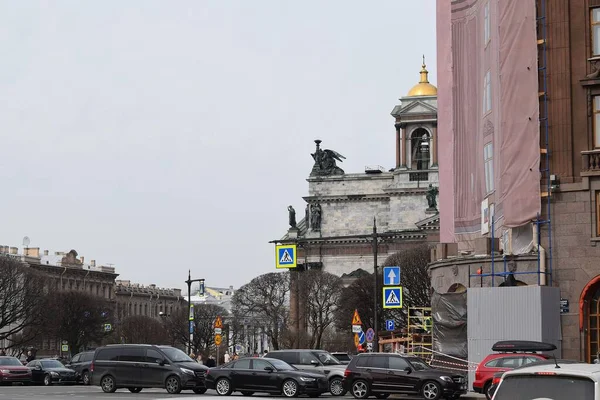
[581, 149, 600, 176]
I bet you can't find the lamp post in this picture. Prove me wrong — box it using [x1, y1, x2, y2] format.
[185, 270, 205, 355]
[372, 217, 379, 352]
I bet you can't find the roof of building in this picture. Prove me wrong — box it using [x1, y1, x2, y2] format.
[406, 57, 437, 97]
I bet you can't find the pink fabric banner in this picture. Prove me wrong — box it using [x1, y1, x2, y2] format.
[436, 0, 540, 243]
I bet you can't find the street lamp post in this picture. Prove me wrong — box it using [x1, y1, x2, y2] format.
[185, 270, 205, 355]
[372, 217, 380, 352]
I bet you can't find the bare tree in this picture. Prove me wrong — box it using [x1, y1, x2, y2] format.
[117, 315, 169, 344]
[0, 256, 46, 347]
[167, 304, 227, 354]
[382, 244, 432, 326]
[334, 274, 375, 332]
[303, 270, 343, 349]
[42, 290, 114, 353]
[231, 272, 290, 350]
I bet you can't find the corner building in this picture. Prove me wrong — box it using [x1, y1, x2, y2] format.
[435, 0, 600, 362]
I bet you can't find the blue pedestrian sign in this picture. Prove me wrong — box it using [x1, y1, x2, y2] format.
[358, 331, 366, 345]
[189, 321, 194, 334]
[382, 286, 403, 309]
[386, 320, 395, 331]
[275, 244, 297, 269]
[383, 266, 401, 286]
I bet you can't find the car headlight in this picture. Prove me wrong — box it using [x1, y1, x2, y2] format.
[300, 377, 316, 382]
[180, 367, 195, 376]
[440, 376, 453, 383]
[50, 371, 60, 377]
[0, 369, 9, 374]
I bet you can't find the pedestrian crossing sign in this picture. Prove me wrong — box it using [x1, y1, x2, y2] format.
[383, 286, 403, 309]
[275, 244, 297, 269]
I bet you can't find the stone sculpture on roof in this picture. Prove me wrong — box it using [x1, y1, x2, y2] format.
[310, 139, 346, 176]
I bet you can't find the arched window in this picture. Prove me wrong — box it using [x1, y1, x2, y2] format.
[409, 128, 431, 170]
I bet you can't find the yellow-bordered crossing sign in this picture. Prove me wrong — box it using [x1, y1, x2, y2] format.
[275, 244, 297, 269]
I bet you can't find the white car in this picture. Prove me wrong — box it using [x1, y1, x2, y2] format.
[492, 362, 600, 399]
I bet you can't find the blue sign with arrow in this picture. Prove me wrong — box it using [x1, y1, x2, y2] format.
[358, 331, 366, 345]
[386, 320, 395, 331]
[383, 266, 401, 286]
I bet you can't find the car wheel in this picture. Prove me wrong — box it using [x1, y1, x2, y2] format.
[43, 374, 52, 386]
[193, 387, 208, 394]
[128, 387, 142, 393]
[329, 377, 345, 396]
[421, 380, 442, 400]
[100, 375, 117, 393]
[215, 378, 233, 396]
[282, 379, 299, 398]
[375, 394, 390, 399]
[82, 371, 90, 385]
[242, 391, 254, 396]
[484, 382, 492, 400]
[351, 380, 369, 399]
[165, 375, 182, 394]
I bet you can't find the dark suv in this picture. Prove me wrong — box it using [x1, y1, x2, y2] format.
[342, 353, 467, 400]
[65, 351, 94, 385]
[90, 344, 208, 394]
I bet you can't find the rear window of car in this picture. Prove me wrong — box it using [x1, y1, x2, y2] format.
[268, 352, 298, 364]
[334, 354, 350, 362]
[494, 375, 594, 400]
[82, 352, 94, 362]
[484, 358, 501, 367]
[355, 356, 369, 367]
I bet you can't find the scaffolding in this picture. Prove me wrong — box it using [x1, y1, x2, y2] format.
[407, 307, 432, 358]
[469, 0, 553, 287]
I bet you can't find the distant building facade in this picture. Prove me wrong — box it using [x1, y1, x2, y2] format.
[114, 280, 184, 321]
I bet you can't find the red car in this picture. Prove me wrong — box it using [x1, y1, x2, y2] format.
[473, 341, 555, 399]
[0, 356, 32, 385]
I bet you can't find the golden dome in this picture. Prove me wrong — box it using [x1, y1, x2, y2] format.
[407, 55, 437, 97]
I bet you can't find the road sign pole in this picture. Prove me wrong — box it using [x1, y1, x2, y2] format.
[372, 217, 379, 352]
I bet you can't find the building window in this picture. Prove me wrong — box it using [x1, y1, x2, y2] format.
[484, 2, 490, 45]
[597, 191, 600, 237]
[484, 142, 494, 193]
[593, 8, 600, 56]
[483, 70, 492, 114]
[594, 96, 600, 148]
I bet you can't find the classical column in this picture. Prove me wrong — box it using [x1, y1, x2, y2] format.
[431, 123, 438, 167]
[396, 123, 407, 168]
[395, 123, 401, 168]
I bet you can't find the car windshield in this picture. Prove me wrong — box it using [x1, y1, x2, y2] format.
[0, 357, 23, 366]
[494, 375, 594, 400]
[270, 359, 296, 371]
[159, 347, 194, 363]
[408, 358, 431, 371]
[316, 352, 341, 365]
[41, 360, 64, 369]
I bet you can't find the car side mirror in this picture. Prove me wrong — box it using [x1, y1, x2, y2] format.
[404, 367, 412, 374]
[310, 360, 319, 366]
[158, 359, 166, 366]
[264, 366, 274, 372]
[35, 366, 42, 370]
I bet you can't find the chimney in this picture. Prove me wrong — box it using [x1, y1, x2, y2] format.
[26, 248, 40, 258]
[44, 250, 49, 256]
[10, 247, 18, 255]
[80, 256, 85, 263]
[91, 260, 96, 267]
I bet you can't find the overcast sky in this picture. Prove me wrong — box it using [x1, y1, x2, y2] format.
[0, 1, 436, 291]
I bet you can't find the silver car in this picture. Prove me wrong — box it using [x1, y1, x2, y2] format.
[265, 349, 347, 396]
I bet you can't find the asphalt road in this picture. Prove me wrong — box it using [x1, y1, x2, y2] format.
[0, 385, 486, 400]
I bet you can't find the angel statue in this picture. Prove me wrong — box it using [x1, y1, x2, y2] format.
[310, 139, 346, 176]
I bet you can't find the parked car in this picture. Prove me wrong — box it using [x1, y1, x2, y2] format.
[473, 340, 555, 399]
[487, 358, 579, 399]
[205, 356, 328, 397]
[265, 349, 347, 396]
[342, 352, 466, 400]
[65, 351, 94, 385]
[492, 362, 599, 399]
[331, 352, 353, 365]
[90, 344, 208, 394]
[27, 358, 77, 386]
[0, 356, 32, 385]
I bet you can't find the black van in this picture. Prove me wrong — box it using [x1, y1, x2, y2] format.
[90, 344, 208, 394]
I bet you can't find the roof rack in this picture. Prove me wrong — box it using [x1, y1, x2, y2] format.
[492, 340, 557, 353]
